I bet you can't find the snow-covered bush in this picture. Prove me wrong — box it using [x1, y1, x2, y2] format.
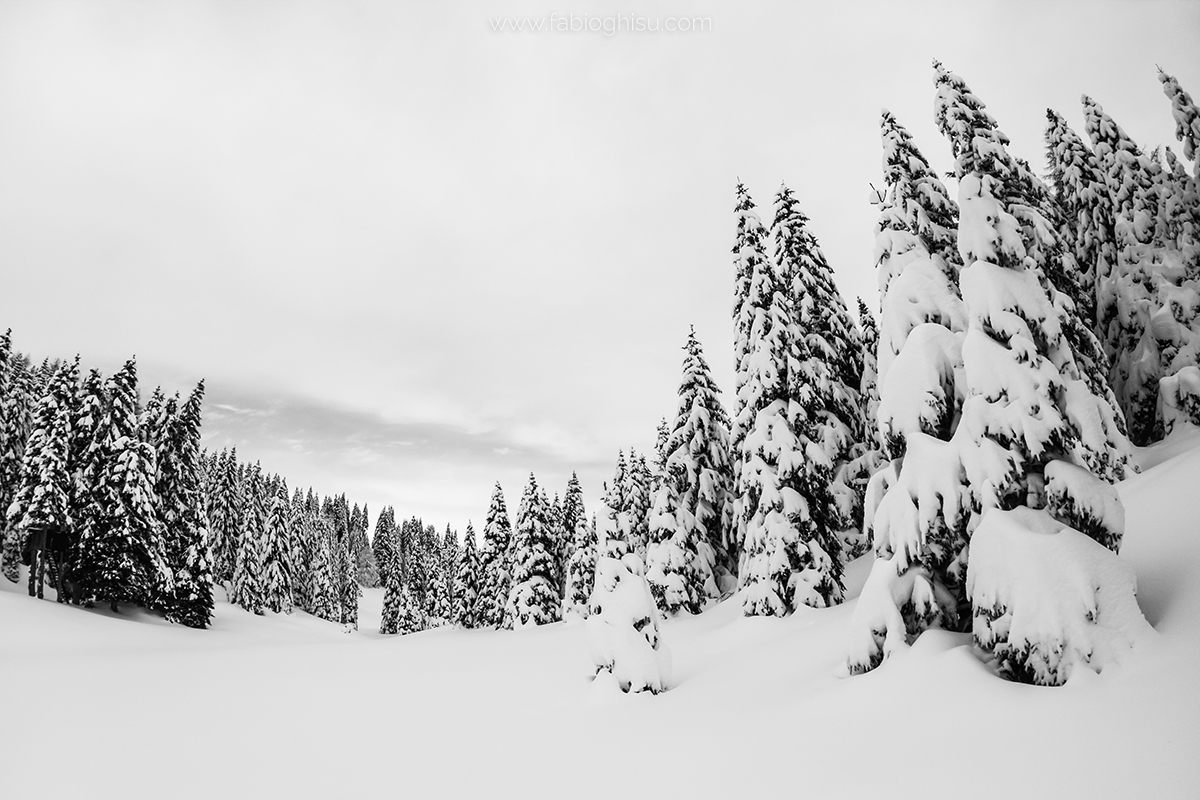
[587, 535, 671, 694]
[967, 507, 1152, 686]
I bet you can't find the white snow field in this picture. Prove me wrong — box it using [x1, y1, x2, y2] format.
[4, 431, 1199, 800]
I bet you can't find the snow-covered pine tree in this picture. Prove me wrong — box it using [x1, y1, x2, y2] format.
[208, 448, 242, 588]
[442, 524, 459, 620]
[1083, 94, 1167, 444]
[933, 63, 1134, 684]
[558, 473, 586, 597]
[563, 512, 598, 618]
[452, 522, 481, 627]
[63, 367, 109, 603]
[309, 511, 337, 622]
[72, 359, 172, 612]
[856, 298, 882, 453]
[645, 328, 731, 614]
[334, 496, 360, 629]
[504, 473, 560, 628]
[477, 483, 512, 628]
[846, 108, 972, 673]
[371, 505, 399, 589]
[289, 486, 312, 611]
[1046, 108, 1116, 332]
[4, 359, 76, 597]
[601, 450, 629, 550]
[625, 452, 652, 559]
[422, 523, 448, 625]
[262, 477, 294, 614]
[350, 503, 380, 588]
[168, 382, 213, 627]
[730, 182, 774, 571]
[0, 331, 31, 556]
[772, 184, 867, 556]
[586, 518, 670, 694]
[230, 463, 268, 615]
[736, 188, 844, 615]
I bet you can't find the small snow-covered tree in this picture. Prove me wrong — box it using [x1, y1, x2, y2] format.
[504, 474, 560, 628]
[372, 505, 400, 589]
[586, 526, 671, 694]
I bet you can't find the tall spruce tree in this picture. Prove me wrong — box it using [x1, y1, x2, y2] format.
[735, 189, 844, 615]
[730, 183, 774, 570]
[772, 185, 866, 547]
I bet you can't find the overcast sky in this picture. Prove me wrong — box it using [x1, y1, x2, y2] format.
[1, 0, 1196, 534]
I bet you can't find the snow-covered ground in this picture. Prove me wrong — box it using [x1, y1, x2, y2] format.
[4, 430, 1199, 799]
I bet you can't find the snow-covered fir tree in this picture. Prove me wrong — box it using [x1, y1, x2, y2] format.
[730, 182, 774, 571]
[625, 453, 652, 559]
[735, 185, 844, 615]
[4, 359, 76, 597]
[504, 474, 560, 628]
[477, 483, 512, 628]
[772, 184, 867, 555]
[230, 463, 269, 615]
[72, 359, 171, 612]
[563, 512, 598, 618]
[645, 328, 732, 614]
[261, 477, 294, 614]
[371, 505, 400, 589]
[587, 523, 670, 694]
[452, 522, 481, 627]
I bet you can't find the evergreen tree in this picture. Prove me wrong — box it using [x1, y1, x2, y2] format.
[452, 522, 481, 627]
[72, 359, 171, 612]
[5, 359, 76, 596]
[350, 503, 380, 588]
[772, 184, 866, 550]
[230, 463, 268, 614]
[372, 505, 400, 588]
[736, 189, 844, 615]
[645, 328, 733, 614]
[477, 483, 512, 628]
[624, 452, 652, 559]
[208, 448, 242, 588]
[730, 183, 774, 570]
[853, 62, 1135, 683]
[262, 477, 294, 614]
[856, 298, 882, 453]
[504, 473, 560, 628]
[563, 513, 598, 618]
[156, 382, 213, 626]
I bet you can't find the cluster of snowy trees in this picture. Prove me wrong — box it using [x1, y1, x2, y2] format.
[0, 336, 212, 626]
[594, 63, 1198, 689]
[201, 447, 374, 628]
[379, 473, 598, 635]
[0, 331, 400, 631]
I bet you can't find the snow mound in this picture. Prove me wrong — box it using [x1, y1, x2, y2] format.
[586, 552, 671, 694]
[967, 507, 1153, 686]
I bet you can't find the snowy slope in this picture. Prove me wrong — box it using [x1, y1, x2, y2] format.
[3, 431, 1199, 799]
